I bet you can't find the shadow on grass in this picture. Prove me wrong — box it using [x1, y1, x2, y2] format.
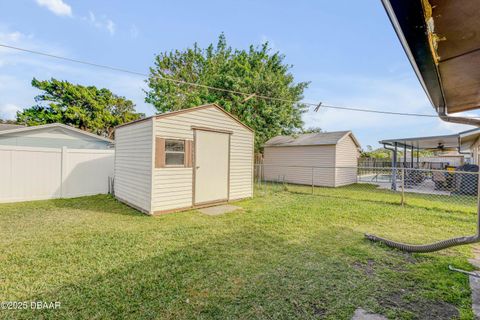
[49, 194, 148, 218]
[3, 225, 464, 320]
[281, 184, 476, 215]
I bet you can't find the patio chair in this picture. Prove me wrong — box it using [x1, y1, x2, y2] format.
[432, 170, 448, 190]
[404, 168, 426, 188]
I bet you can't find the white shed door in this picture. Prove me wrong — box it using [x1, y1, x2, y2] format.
[194, 130, 229, 205]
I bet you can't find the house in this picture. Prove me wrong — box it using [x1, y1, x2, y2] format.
[461, 128, 480, 165]
[0, 123, 114, 203]
[0, 124, 24, 131]
[262, 131, 361, 187]
[416, 153, 465, 167]
[0, 123, 113, 149]
[114, 104, 254, 215]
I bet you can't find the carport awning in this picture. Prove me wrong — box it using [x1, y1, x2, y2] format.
[380, 134, 459, 151]
[380, 128, 480, 152]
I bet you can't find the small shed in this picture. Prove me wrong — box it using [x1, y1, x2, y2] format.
[114, 104, 254, 214]
[262, 131, 361, 187]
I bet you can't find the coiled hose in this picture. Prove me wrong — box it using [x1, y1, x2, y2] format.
[365, 168, 480, 253]
[366, 111, 480, 253]
[365, 233, 479, 253]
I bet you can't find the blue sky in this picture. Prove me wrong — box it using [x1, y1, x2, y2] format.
[0, 0, 476, 147]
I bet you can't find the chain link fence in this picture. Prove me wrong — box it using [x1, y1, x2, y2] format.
[254, 165, 479, 214]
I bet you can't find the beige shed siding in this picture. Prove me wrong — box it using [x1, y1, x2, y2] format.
[334, 135, 359, 186]
[114, 119, 152, 212]
[152, 107, 253, 212]
[263, 146, 336, 187]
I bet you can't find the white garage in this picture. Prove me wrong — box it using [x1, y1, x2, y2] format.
[262, 131, 361, 187]
[114, 104, 254, 214]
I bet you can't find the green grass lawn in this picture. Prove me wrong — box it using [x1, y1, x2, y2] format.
[0, 186, 477, 319]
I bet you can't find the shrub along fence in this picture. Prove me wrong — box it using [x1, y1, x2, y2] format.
[0, 145, 114, 203]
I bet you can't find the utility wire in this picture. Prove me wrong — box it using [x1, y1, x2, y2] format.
[0, 43, 473, 119]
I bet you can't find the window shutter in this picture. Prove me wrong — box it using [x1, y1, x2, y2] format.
[185, 140, 193, 167]
[155, 137, 165, 168]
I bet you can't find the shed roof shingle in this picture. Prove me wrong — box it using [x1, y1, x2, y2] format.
[264, 131, 360, 148]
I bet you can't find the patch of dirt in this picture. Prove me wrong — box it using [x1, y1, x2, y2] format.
[352, 251, 419, 276]
[310, 302, 326, 317]
[352, 259, 376, 276]
[383, 251, 422, 272]
[379, 290, 458, 319]
[399, 252, 419, 264]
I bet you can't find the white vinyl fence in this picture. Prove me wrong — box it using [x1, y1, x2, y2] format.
[0, 146, 114, 203]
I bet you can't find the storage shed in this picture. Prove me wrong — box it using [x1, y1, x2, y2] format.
[114, 104, 254, 214]
[262, 131, 361, 187]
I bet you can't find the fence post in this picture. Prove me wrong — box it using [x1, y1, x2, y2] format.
[477, 171, 480, 236]
[263, 164, 266, 194]
[60, 146, 68, 198]
[311, 167, 314, 195]
[401, 167, 405, 206]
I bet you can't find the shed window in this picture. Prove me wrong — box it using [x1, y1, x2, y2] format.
[165, 139, 185, 166]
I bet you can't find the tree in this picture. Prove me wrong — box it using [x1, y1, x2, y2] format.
[17, 78, 144, 138]
[360, 147, 391, 159]
[360, 147, 434, 159]
[145, 34, 309, 150]
[301, 127, 322, 134]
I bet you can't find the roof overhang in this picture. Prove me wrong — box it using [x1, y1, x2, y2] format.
[380, 134, 459, 151]
[382, 0, 480, 115]
[380, 128, 480, 152]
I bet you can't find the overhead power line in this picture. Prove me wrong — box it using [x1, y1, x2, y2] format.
[0, 43, 474, 119]
[318, 104, 438, 117]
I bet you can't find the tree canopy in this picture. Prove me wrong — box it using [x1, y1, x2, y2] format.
[145, 34, 309, 150]
[360, 147, 391, 159]
[301, 127, 323, 134]
[360, 146, 434, 159]
[17, 78, 144, 138]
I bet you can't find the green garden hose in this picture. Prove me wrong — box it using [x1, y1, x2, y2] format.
[365, 233, 479, 253]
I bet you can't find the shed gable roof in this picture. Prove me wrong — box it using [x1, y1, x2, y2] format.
[264, 131, 360, 148]
[116, 104, 254, 133]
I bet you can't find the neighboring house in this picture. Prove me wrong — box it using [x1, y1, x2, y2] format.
[461, 128, 480, 165]
[415, 153, 465, 167]
[0, 123, 113, 149]
[114, 103, 254, 215]
[0, 124, 25, 131]
[0, 123, 114, 203]
[263, 131, 361, 187]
